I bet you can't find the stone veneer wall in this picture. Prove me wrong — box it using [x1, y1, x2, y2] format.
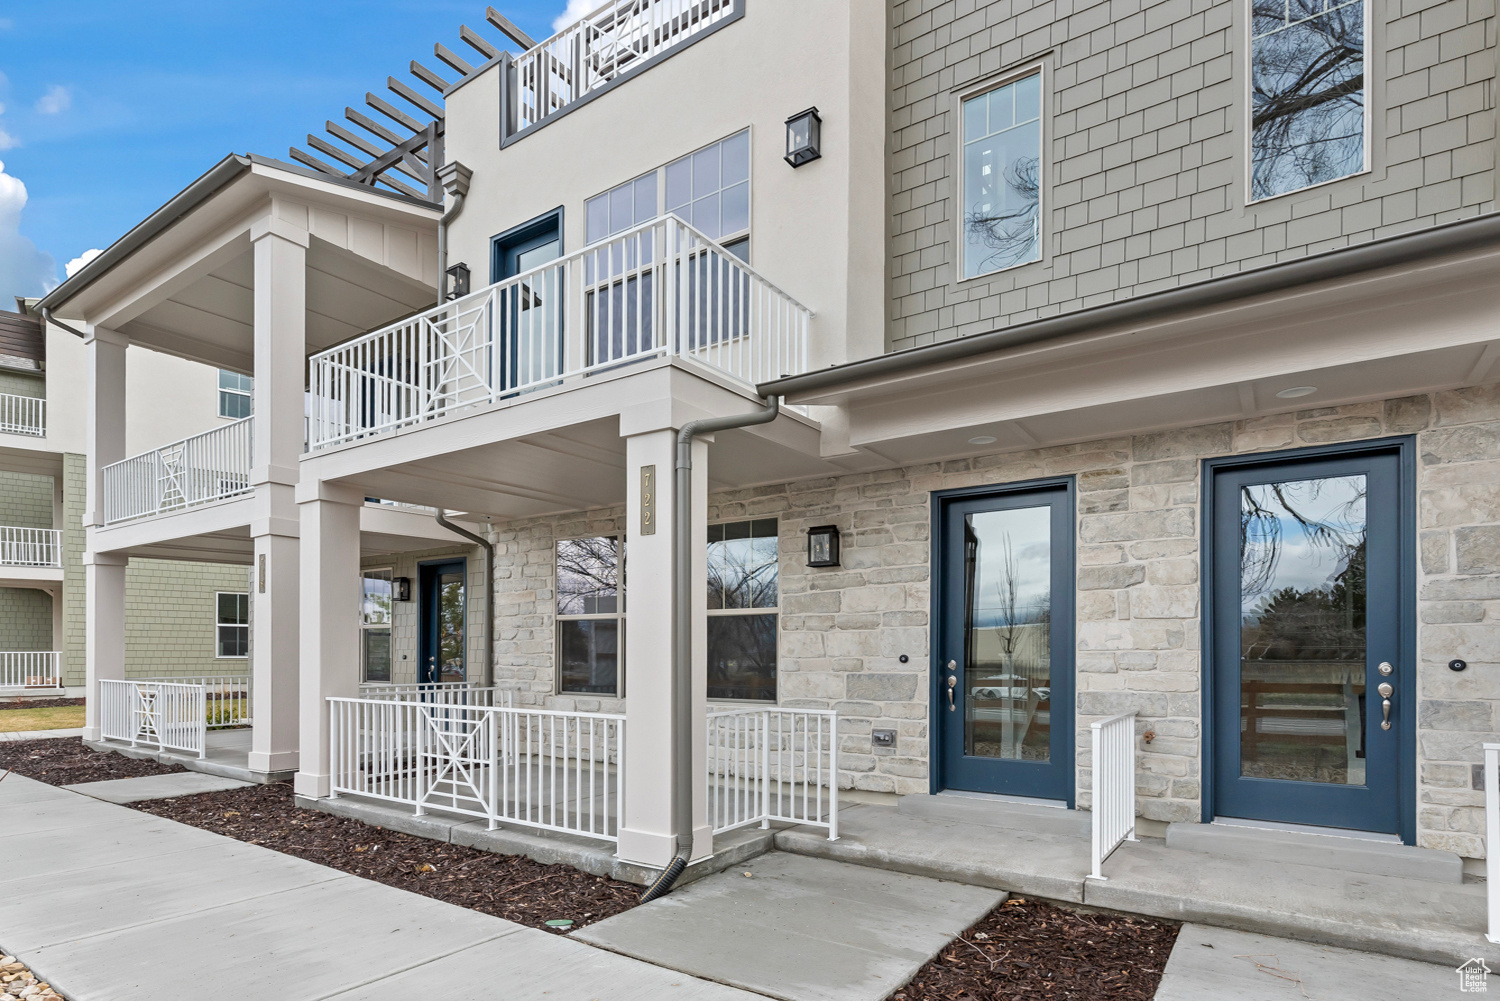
[478, 385, 1498, 854]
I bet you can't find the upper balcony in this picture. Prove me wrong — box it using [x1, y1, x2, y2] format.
[306, 214, 811, 450]
[102, 417, 252, 525]
[507, 0, 740, 140]
[0, 392, 45, 438]
[0, 526, 61, 568]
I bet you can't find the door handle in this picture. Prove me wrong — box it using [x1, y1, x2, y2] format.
[1378, 681, 1393, 730]
[946, 675, 957, 711]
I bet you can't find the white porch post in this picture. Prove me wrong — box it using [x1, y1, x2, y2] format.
[246, 213, 308, 775]
[617, 427, 711, 868]
[293, 481, 363, 799]
[82, 325, 127, 740]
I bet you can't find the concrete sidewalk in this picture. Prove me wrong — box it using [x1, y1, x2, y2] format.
[0, 728, 84, 742]
[64, 771, 251, 803]
[0, 773, 762, 1001]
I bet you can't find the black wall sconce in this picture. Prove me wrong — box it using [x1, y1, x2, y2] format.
[395, 576, 413, 602]
[806, 525, 840, 567]
[445, 262, 471, 301]
[785, 107, 822, 167]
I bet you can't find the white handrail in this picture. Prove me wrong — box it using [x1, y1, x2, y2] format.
[1485, 743, 1500, 943]
[514, 0, 738, 132]
[0, 652, 62, 689]
[306, 214, 811, 449]
[140, 675, 253, 729]
[102, 417, 253, 524]
[99, 679, 207, 758]
[360, 682, 513, 708]
[0, 527, 61, 567]
[1089, 711, 1138, 879]
[706, 707, 839, 840]
[0, 392, 45, 436]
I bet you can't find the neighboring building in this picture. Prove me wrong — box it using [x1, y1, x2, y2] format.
[0, 302, 254, 695]
[35, 0, 1500, 896]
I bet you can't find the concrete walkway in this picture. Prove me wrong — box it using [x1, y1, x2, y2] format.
[576, 852, 1003, 1001]
[64, 771, 251, 803]
[1155, 923, 1460, 1000]
[0, 728, 84, 742]
[0, 773, 761, 1001]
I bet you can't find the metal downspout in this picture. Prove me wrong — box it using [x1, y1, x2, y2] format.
[435, 192, 464, 309]
[640, 395, 781, 902]
[435, 510, 494, 689]
[37, 307, 89, 340]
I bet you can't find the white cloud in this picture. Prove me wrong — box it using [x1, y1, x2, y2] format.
[0, 160, 58, 297]
[553, 0, 596, 31]
[35, 85, 70, 115]
[65, 248, 102, 278]
[0, 128, 14, 152]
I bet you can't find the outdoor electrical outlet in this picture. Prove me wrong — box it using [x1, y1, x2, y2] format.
[872, 729, 897, 750]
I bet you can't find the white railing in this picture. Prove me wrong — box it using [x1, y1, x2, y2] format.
[706, 707, 839, 840]
[1485, 743, 1500, 943]
[143, 675, 254, 729]
[514, 0, 737, 132]
[328, 697, 625, 842]
[99, 679, 206, 758]
[1089, 711, 1138, 880]
[102, 417, 253, 524]
[360, 682, 513, 708]
[0, 527, 61, 568]
[0, 652, 61, 689]
[307, 215, 811, 449]
[0, 392, 44, 436]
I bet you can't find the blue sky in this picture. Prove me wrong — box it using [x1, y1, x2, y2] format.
[0, 1, 582, 300]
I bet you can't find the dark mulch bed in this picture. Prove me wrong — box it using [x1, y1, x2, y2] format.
[892, 897, 1178, 1000]
[0, 736, 186, 785]
[0, 697, 86, 710]
[132, 782, 641, 934]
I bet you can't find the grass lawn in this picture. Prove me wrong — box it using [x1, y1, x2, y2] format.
[0, 704, 86, 732]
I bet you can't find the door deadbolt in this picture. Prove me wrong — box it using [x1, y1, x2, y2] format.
[946, 660, 957, 672]
[1378, 662, 1393, 676]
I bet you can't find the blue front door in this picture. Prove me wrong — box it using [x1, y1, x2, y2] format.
[491, 213, 562, 393]
[1209, 444, 1411, 837]
[935, 480, 1075, 802]
[419, 560, 467, 685]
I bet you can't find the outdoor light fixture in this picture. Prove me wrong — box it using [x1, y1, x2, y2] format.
[785, 107, 822, 167]
[806, 525, 840, 567]
[445, 262, 471, 301]
[1275, 386, 1317, 399]
[395, 577, 412, 602]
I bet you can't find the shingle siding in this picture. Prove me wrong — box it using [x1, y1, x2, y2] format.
[888, 0, 1498, 351]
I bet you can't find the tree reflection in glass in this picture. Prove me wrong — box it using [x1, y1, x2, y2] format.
[962, 73, 1042, 276]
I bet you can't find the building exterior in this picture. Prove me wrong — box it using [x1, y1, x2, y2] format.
[0, 303, 255, 695]
[35, 0, 1500, 894]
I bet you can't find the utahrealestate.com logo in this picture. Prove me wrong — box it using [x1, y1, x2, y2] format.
[1459, 959, 1491, 993]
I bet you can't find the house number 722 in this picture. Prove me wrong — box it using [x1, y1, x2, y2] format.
[640, 465, 656, 535]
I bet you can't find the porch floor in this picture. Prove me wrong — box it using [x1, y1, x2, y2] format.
[774, 796, 1497, 968]
[89, 728, 289, 785]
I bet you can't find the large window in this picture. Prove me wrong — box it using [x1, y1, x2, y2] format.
[216, 592, 249, 658]
[960, 71, 1042, 278]
[666, 129, 750, 259]
[707, 519, 778, 701]
[361, 568, 393, 683]
[218, 369, 252, 419]
[586, 173, 658, 245]
[1250, 0, 1367, 201]
[557, 537, 623, 696]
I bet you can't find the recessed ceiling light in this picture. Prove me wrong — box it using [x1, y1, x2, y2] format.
[1275, 386, 1317, 399]
[969, 435, 997, 445]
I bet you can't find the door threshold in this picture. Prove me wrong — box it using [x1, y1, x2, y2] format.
[1212, 816, 1401, 844]
[938, 790, 1068, 809]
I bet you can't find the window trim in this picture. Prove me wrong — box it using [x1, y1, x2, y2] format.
[953, 63, 1047, 283]
[1243, 0, 1373, 205]
[360, 567, 394, 684]
[706, 518, 780, 704]
[217, 369, 252, 421]
[214, 590, 249, 660]
[555, 535, 626, 698]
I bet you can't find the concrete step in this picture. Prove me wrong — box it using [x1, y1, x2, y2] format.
[897, 793, 1089, 839]
[1165, 821, 1464, 884]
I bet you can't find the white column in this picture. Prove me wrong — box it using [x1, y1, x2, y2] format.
[246, 213, 308, 775]
[617, 428, 711, 868]
[82, 325, 127, 740]
[293, 481, 363, 799]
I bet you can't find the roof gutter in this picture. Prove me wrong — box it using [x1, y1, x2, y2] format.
[758, 209, 1500, 401]
[35, 154, 255, 322]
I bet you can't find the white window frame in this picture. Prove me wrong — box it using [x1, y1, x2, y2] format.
[217, 369, 252, 420]
[555, 536, 625, 697]
[955, 64, 1046, 283]
[706, 518, 780, 704]
[215, 591, 249, 659]
[360, 567, 394, 684]
[1244, 0, 1372, 204]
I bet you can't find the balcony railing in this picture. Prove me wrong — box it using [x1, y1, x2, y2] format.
[307, 214, 811, 449]
[102, 417, 253, 525]
[0, 392, 45, 437]
[0, 527, 61, 568]
[0, 652, 62, 690]
[514, 0, 737, 133]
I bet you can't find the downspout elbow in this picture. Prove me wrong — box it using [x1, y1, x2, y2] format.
[38, 307, 89, 340]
